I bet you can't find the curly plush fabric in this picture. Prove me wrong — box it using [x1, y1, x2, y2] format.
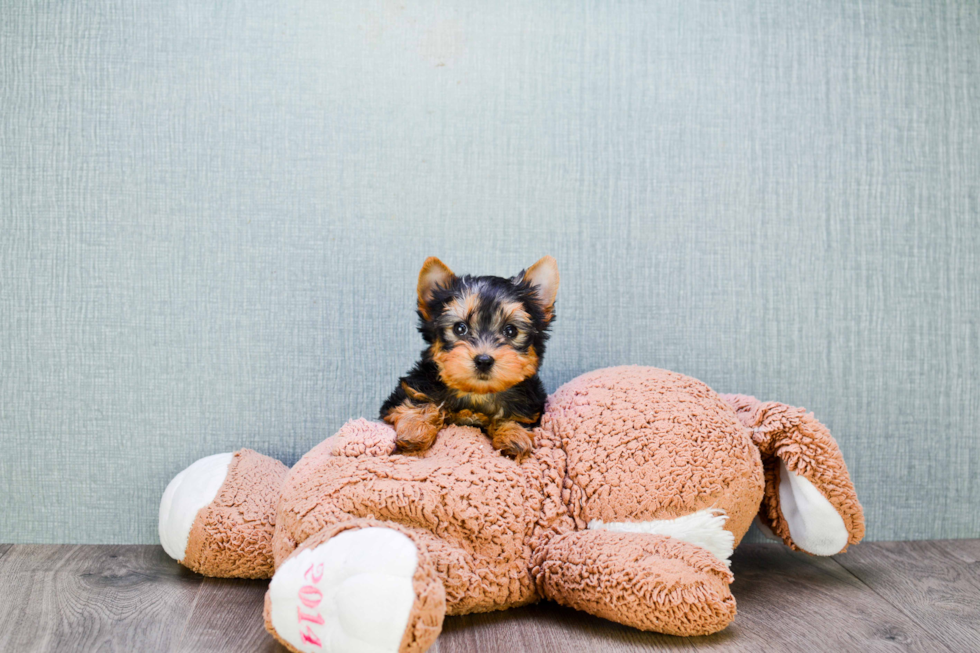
[537, 529, 736, 636]
[544, 367, 764, 543]
[162, 366, 865, 651]
[183, 449, 288, 579]
[272, 420, 566, 614]
[721, 394, 865, 552]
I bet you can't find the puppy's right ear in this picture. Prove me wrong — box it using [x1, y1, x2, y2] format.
[417, 257, 455, 319]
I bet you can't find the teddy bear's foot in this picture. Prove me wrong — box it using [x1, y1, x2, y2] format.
[159, 449, 288, 578]
[265, 525, 445, 653]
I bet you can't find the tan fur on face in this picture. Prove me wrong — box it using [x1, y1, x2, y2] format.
[384, 401, 445, 454]
[499, 302, 531, 325]
[441, 292, 480, 329]
[494, 301, 533, 343]
[433, 341, 539, 394]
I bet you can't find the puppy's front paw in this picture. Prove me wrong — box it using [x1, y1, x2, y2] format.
[490, 422, 534, 463]
[395, 421, 440, 454]
[385, 402, 444, 454]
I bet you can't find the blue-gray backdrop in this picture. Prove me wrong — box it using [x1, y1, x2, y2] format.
[1, 1, 978, 544]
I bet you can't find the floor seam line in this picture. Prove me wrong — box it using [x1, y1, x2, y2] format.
[0, 544, 14, 567]
[170, 562, 205, 653]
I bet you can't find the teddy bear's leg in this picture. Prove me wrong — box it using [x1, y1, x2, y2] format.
[264, 520, 446, 653]
[159, 449, 288, 578]
[534, 529, 736, 636]
[721, 394, 865, 555]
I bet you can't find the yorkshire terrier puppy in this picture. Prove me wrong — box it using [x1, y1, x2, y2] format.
[381, 256, 559, 462]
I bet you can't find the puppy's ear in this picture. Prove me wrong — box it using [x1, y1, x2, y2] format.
[417, 257, 455, 319]
[519, 256, 559, 323]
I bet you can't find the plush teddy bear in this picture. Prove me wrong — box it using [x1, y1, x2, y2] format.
[159, 365, 864, 652]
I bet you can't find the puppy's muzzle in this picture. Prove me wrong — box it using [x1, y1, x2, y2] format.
[473, 354, 495, 373]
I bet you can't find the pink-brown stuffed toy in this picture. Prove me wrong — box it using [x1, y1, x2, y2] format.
[159, 366, 864, 652]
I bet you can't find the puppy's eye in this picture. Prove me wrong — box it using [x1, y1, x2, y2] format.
[503, 325, 518, 339]
[453, 322, 468, 337]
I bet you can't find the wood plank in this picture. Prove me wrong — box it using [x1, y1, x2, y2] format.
[935, 538, 980, 567]
[834, 539, 980, 652]
[173, 576, 285, 652]
[723, 544, 945, 652]
[1, 542, 974, 652]
[0, 543, 13, 564]
[0, 545, 82, 652]
[0, 545, 202, 652]
[436, 600, 754, 653]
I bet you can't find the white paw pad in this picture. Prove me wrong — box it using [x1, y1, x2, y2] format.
[268, 527, 418, 653]
[158, 452, 234, 562]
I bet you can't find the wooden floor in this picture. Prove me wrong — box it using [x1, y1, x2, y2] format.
[0, 540, 977, 652]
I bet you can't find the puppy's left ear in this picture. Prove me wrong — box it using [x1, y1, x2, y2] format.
[519, 256, 559, 323]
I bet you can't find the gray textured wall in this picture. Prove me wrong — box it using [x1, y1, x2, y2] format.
[1, 1, 978, 544]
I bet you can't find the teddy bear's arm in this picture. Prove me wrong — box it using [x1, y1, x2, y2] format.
[722, 394, 865, 555]
[533, 529, 736, 636]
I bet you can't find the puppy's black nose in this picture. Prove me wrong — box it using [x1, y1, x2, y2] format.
[473, 354, 495, 372]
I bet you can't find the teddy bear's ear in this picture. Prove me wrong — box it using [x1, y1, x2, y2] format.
[722, 394, 865, 556]
[417, 257, 455, 319]
[517, 256, 559, 323]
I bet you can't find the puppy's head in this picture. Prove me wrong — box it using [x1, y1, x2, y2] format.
[416, 256, 559, 395]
